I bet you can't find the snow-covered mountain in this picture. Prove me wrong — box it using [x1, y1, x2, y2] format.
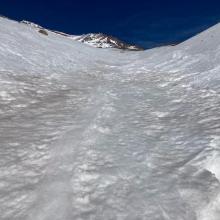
[1, 16, 220, 220]
[20, 20, 143, 50]
[71, 33, 143, 50]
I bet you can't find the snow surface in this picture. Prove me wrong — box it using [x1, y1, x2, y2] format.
[0, 16, 220, 220]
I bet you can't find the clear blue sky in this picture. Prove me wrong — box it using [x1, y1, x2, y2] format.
[1, 0, 220, 48]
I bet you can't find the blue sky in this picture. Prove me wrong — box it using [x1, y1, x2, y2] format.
[1, 0, 220, 48]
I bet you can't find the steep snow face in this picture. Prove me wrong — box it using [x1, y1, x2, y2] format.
[71, 33, 143, 50]
[0, 16, 220, 220]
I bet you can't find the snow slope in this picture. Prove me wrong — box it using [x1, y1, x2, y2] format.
[0, 16, 220, 220]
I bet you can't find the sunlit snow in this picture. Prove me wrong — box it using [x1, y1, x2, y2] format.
[0, 17, 220, 220]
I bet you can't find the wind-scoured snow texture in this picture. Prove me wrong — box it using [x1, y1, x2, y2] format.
[0, 16, 220, 220]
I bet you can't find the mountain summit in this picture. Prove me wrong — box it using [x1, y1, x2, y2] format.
[71, 33, 143, 50]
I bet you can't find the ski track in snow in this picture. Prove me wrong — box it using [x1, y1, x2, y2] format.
[0, 17, 220, 220]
